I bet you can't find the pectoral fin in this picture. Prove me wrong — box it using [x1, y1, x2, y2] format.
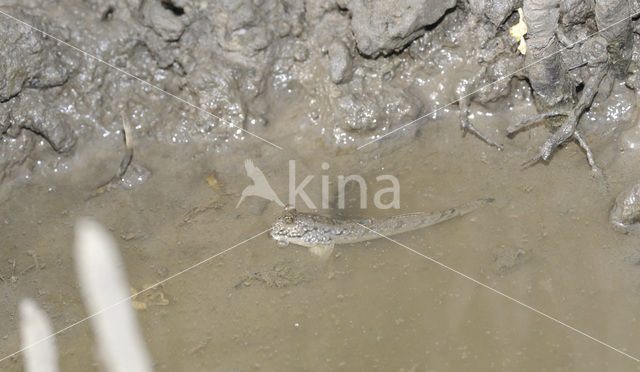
[308, 243, 335, 260]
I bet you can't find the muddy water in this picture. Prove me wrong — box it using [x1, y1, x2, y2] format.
[2, 80, 640, 371]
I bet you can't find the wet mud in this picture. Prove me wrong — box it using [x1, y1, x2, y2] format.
[3, 0, 640, 371]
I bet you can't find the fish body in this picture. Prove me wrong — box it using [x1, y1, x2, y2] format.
[270, 198, 493, 257]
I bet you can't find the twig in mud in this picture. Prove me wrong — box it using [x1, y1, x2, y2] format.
[179, 197, 223, 226]
[20, 264, 36, 276]
[90, 112, 134, 197]
[9, 258, 17, 283]
[27, 250, 41, 271]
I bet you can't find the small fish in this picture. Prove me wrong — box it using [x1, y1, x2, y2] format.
[270, 198, 494, 258]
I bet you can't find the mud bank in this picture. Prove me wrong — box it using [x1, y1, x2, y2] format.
[1, 0, 638, 182]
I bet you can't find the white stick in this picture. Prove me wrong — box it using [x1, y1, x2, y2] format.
[19, 298, 59, 372]
[74, 218, 153, 372]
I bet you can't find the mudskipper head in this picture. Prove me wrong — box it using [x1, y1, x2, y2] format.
[270, 205, 304, 247]
[270, 206, 336, 257]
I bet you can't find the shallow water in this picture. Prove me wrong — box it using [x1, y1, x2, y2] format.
[3, 82, 640, 371]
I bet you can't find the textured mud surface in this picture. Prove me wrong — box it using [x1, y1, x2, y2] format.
[4, 0, 640, 371]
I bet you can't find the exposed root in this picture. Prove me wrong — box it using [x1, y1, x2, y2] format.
[572, 130, 597, 172]
[573, 130, 609, 191]
[507, 111, 565, 135]
[90, 112, 134, 197]
[507, 66, 607, 174]
[459, 99, 504, 151]
[457, 65, 503, 151]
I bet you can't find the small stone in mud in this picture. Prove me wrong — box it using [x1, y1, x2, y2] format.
[327, 40, 352, 84]
[610, 181, 640, 233]
[493, 245, 530, 274]
[120, 232, 139, 241]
